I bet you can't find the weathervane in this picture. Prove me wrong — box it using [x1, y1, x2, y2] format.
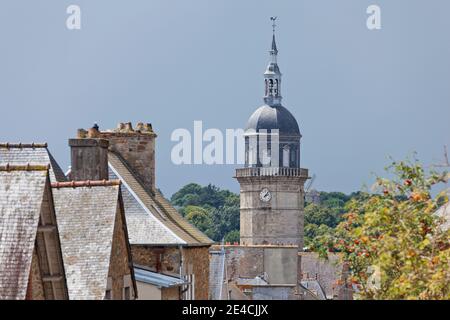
[270, 16, 277, 34]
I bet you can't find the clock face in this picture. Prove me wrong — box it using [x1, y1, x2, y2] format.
[259, 188, 272, 202]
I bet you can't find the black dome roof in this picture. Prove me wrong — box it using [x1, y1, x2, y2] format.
[245, 104, 301, 137]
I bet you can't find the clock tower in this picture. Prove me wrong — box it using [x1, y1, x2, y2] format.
[235, 19, 309, 247]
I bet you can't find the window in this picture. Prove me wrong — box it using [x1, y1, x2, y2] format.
[105, 290, 111, 300]
[283, 145, 290, 167]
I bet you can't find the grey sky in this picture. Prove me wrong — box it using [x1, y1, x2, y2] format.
[1, 0, 449, 196]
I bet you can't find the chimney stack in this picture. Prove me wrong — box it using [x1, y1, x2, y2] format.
[69, 124, 109, 181]
[71, 122, 157, 192]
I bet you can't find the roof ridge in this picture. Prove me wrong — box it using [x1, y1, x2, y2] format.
[0, 164, 50, 171]
[109, 150, 155, 194]
[51, 179, 121, 188]
[0, 143, 48, 148]
[108, 152, 205, 244]
[152, 190, 213, 244]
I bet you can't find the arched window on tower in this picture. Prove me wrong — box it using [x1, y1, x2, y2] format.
[269, 79, 274, 95]
[274, 79, 279, 96]
[290, 146, 297, 167]
[282, 145, 290, 167]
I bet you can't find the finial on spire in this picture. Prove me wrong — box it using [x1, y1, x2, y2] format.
[269, 17, 278, 55]
[270, 16, 277, 34]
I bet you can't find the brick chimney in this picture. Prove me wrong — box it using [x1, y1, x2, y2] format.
[72, 122, 157, 192]
[69, 125, 109, 181]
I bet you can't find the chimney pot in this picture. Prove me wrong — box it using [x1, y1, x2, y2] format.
[117, 122, 125, 131]
[124, 122, 133, 132]
[77, 129, 87, 138]
[136, 122, 144, 132]
[87, 125, 100, 138]
[143, 123, 153, 132]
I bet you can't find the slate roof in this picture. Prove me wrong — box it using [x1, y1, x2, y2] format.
[300, 252, 348, 300]
[108, 152, 213, 246]
[0, 166, 48, 299]
[0, 143, 67, 183]
[300, 280, 327, 300]
[245, 105, 301, 137]
[51, 181, 121, 300]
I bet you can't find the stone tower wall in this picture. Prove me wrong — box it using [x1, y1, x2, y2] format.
[237, 175, 306, 248]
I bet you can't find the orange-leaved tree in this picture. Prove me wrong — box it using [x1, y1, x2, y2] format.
[334, 158, 449, 300]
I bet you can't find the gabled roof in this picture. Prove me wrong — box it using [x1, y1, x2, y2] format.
[0, 166, 47, 299]
[0, 143, 67, 182]
[51, 180, 122, 300]
[108, 152, 213, 246]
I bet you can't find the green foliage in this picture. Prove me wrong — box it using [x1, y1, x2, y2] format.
[334, 158, 450, 300]
[224, 230, 240, 243]
[184, 205, 213, 236]
[305, 203, 342, 227]
[171, 183, 235, 209]
[171, 183, 240, 242]
[304, 191, 353, 254]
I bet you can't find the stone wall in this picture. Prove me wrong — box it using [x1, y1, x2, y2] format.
[103, 132, 155, 191]
[217, 245, 299, 285]
[131, 245, 210, 300]
[161, 286, 181, 300]
[131, 245, 181, 276]
[28, 249, 45, 300]
[252, 285, 298, 300]
[182, 246, 210, 300]
[107, 204, 133, 300]
[237, 175, 306, 247]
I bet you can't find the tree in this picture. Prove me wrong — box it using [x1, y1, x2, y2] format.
[184, 205, 216, 239]
[171, 183, 203, 207]
[224, 230, 240, 243]
[305, 203, 341, 228]
[334, 158, 450, 299]
[209, 194, 240, 241]
[171, 183, 240, 242]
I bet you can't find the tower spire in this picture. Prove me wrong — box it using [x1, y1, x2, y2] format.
[270, 17, 278, 59]
[264, 17, 282, 106]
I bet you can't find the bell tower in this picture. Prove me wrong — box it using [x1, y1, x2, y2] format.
[235, 18, 309, 248]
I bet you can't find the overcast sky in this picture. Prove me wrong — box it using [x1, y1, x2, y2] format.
[1, 0, 449, 196]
